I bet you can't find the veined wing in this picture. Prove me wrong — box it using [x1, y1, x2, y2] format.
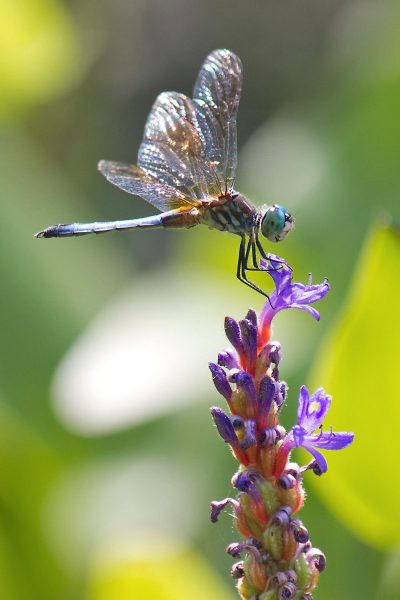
[98, 160, 199, 212]
[138, 91, 223, 200]
[193, 49, 242, 193]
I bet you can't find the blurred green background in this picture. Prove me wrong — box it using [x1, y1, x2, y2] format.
[1, 0, 400, 598]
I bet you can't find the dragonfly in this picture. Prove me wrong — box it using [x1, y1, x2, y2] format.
[35, 49, 294, 296]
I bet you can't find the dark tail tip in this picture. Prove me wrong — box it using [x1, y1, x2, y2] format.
[34, 226, 56, 238]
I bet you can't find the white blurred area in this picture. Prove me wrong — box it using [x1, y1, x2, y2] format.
[52, 268, 245, 435]
[238, 117, 327, 211]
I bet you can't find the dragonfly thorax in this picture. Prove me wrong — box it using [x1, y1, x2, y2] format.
[201, 192, 258, 235]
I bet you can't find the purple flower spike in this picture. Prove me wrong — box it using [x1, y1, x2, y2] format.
[276, 386, 354, 475]
[209, 362, 232, 402]
[259, 256, 330, 333]
[211, 407, 239, 447]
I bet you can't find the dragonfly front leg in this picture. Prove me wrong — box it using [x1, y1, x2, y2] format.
[255, 231, 292, 272]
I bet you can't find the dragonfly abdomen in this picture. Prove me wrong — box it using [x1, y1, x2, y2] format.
[35, 209, 201, 238]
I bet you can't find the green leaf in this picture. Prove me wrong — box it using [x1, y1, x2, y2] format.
[308, 220, 400, 549]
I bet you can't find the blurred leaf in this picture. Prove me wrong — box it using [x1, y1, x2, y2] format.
[87, 538, 235, 600]
[308, 220, 400, 549]
[0, 0, 84, 118]
[0, 131, 130, 424]
[0, 396, 70, 598]
[377, 549, 400, 600]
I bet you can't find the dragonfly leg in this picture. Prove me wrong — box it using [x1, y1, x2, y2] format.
[236, 236, 274, 303]
[255, 235, 268, 260]
[251, 238, 258, 268]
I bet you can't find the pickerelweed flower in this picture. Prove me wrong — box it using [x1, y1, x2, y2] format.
[209, 257, 354, 600]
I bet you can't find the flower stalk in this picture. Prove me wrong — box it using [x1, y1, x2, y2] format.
[209, 257, 354, 599]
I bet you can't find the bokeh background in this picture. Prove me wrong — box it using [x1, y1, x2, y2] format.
[1, 0, 400, 598]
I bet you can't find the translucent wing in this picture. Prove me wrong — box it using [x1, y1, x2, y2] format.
[98, 160, 198, 211]
[193, 49, 243, 193]
[137, 91, 223, 199]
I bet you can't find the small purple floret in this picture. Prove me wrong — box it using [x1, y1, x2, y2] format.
[278, 386, 354, 474]
[232, 471, 262, 504]
[224, 316, 245, 355]
[258, 375, 276, 420]
[218, 349, 239, 370]
[208, 362, 232, 401]
[210, 497, 239, 523]
[233, 370, 257, 409]
[240, 419, 257, 449]
[239, 318, 258, 364]
[210, 407, 238, 446]
[259, 256, 330, 332]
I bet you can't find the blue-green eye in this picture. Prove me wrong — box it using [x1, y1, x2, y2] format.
[260, 205, 293, 242]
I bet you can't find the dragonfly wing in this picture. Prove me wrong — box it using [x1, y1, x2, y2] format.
[192, 49, 242, 193]
[98, 160, 198, 211]
[138, 91, 223, 200]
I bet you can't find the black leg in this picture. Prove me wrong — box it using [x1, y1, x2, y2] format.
[251, 239, 258, 268]
[236, 237, 273, 303]
[256, 235, 268, 259]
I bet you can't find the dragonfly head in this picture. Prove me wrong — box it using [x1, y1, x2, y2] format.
[260, 204, 294, 243]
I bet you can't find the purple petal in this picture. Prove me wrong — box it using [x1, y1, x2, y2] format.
[292, 424, 306, 448]
[302, 442, 328, 473]
[307, 431, 354, 451]
[259, 266, 330, 330]
[297, 387, 331, 433]
[289, 280, 330, 304]
[286, 303, 321, 321]
[297, 386, 309, 423]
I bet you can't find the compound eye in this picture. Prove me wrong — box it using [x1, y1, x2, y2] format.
[260, 205, 293, 242]
[261, 205, 286, 242]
